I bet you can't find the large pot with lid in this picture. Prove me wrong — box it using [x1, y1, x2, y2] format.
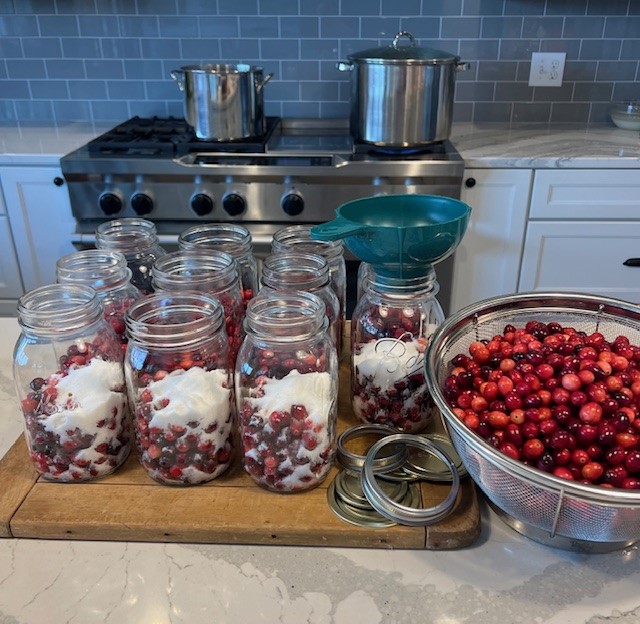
[338, 32, 468, 147]
[171, 64, 273, 141]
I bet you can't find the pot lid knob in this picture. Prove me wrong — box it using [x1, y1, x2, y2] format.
[392, 31, 416, 49]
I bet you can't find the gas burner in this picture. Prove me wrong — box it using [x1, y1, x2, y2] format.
[87, 116, 282, 157]
[353, 141, 448, 158]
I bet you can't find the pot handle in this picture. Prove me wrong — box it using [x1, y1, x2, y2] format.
[256, 72, 274, 93]
[336, 61, 353, 72]
[310, 218, 369, 241]
[455, 61, 470, 72]
[392, 31, 416, 49]
[170, 70, 185, 91]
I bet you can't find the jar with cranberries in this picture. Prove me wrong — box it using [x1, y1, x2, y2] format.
[351, 267, 445, 433]
[95, 217, 166, 295]
[56, 249, 142, 352]
[13, 283, 131, 481]
[260, 251, 342, 353]
[125, 292, 234, 485]
[272, 225, 346, 353]
[178, 223, 258, 309]
[151, 250, 245, 369]
[235, 290, 339, 493]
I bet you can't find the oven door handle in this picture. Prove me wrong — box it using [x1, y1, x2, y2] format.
[70, 232, 275, 252]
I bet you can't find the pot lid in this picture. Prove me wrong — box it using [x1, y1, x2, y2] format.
[347, 31, 458, 65]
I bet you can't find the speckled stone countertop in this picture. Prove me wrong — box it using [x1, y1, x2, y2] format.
[1, 316, 640, 624]
[1, 120, 639, 169]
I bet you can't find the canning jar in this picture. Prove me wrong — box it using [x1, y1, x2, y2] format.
[13, 283, 131, 481]
[272, 225, 346, 348]
[235, 291, 339, 492]
[178, 223, 258, 308]
[351, 267, 444, 433]
[151, 250, 245, 369]
[260, 251, 341, 353]
[56, 249, 142, 352]
[125, 292, 234, 485]
[95, 217, 166, 294]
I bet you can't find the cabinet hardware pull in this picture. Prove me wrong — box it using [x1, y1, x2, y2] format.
[464, 177, 476, 188]
[623, 258, 640, 267]
[53, 177, 65, 186]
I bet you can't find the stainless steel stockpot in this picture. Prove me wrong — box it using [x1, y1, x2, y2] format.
[171, 64, 273, 141]
[337, 32, 468, 147]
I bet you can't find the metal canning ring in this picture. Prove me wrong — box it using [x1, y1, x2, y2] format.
[361, 434, 460, 527]
[336, 470, 408, 510]
[402, 433, 468, 482]
[327, 477, 397, 528]
[336, 423, 408, 474]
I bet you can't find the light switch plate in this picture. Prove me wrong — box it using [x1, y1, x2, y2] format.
[528, 52, 566, 87]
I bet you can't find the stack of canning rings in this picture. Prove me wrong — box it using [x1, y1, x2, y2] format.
[327, 424, 467, 527]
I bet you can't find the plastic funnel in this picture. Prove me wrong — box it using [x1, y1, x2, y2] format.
[311, 194, 471, 278]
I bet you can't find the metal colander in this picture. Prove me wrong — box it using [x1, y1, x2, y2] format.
[425, 291, 640, 552]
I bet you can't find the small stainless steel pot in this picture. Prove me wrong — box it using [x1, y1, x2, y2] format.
[338, 32, 468, 147]
[171, 64, 273, 141]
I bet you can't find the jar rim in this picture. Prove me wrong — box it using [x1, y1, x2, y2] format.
[96, 217, 160, 253]
[178, 223, 252, 258]
[17, 283, 104, 336]
[151, 249, 239, 293]
[261, 251, 331, 291]
[56, 250, 133, 292]
[125, 292, 225, 348]
[244, 291, 328, 341]
[272, 225, 344, 261]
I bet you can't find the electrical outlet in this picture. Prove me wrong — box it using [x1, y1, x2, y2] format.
[528, 52, 566, 87]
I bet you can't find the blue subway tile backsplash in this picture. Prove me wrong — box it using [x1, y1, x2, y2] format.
[0, 0, 637, 124]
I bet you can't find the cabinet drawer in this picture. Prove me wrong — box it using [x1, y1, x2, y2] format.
[530, 170, 640, 220]
[519, 220, 640, 304]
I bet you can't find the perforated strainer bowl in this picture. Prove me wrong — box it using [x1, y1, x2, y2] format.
[425, 291, 640, 552]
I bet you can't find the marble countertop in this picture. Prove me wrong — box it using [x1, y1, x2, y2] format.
[1, 316, 640, 623]
[0, 120, 639, 169]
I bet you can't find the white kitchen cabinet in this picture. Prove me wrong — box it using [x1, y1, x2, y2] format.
[0, 180, 24, 316]
[0, 165, 76, 292]
[519, 169, 640, 304]
[450, 168, 532, 313]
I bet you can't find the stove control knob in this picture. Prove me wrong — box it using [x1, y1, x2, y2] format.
[131, 193, 154, 216]
[222, 193, 245, 216]
[99, 192, 123, 216]
[191, 192, 214, 216]
[281, 192, 304, 216]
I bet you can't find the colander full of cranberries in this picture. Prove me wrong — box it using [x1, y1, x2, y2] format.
[424, 291, 640, 552]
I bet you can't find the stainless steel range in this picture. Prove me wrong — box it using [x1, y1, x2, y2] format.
[60, 116, 465, 313]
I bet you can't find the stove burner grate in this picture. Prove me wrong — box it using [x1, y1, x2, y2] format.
[87, 116, 281, 157]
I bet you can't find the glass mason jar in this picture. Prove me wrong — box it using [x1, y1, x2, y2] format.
[56, 249, 142, 352]
[13, 283, 131, 481]
[95, 217, 166, 295]
[351, 267, 445, 433]
[151, 250, 245, 369]
[260, 251, 342, 354]
[125, 293, 234, 485]
[178, 223, 258, 309]
[235, 291, 339, 493]
[272, 225, 346, 345]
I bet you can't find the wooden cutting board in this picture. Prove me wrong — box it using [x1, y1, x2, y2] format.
[0, 341, 480, 550]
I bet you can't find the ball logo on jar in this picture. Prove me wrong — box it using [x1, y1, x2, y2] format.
[373, 333, 424, 380]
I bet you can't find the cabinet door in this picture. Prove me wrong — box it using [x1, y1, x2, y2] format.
[519, 221, 640, 304]
[0, 215, 23, 299]
[1, 166, 76, 291]
[450, 168, 532, 313]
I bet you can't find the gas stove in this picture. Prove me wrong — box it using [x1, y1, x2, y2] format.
[61, 116, 464, 231]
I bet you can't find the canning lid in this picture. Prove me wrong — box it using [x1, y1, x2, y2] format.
[403, 433, 468, 482]
[347, 31, 458, 65]
[361, 434, 460, 527]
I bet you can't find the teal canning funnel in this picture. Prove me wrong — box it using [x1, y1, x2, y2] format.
[311, 194, 471, 278]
